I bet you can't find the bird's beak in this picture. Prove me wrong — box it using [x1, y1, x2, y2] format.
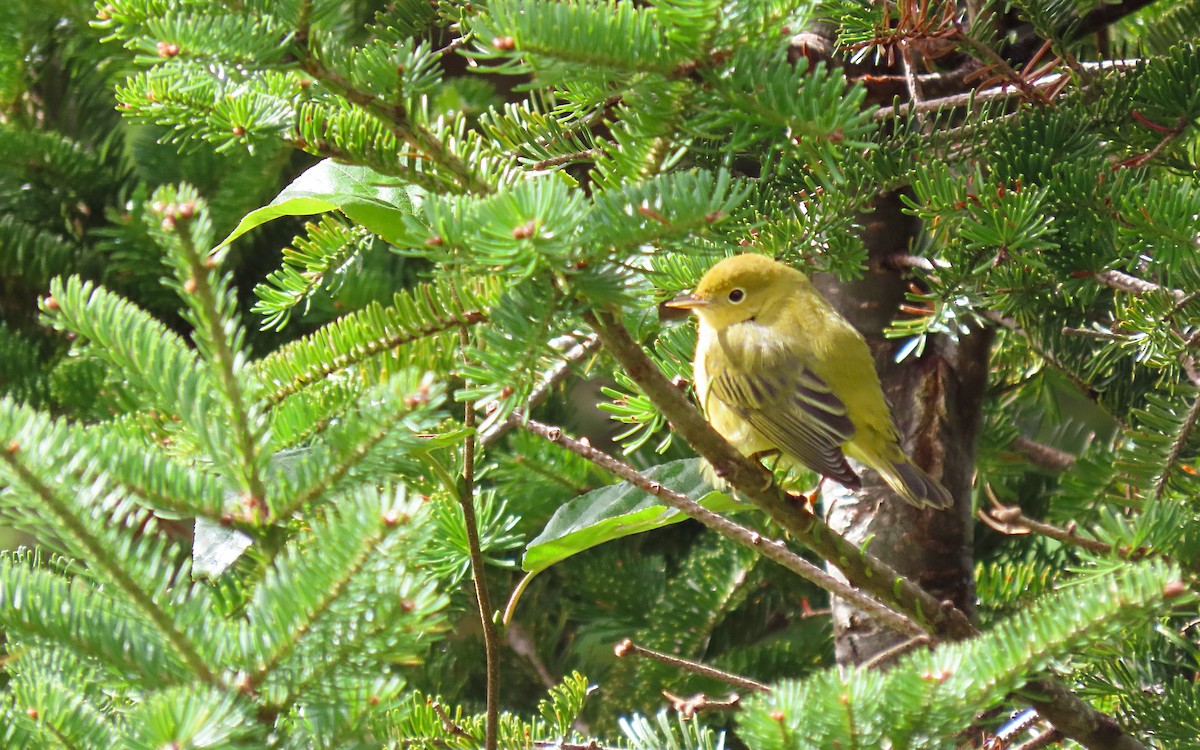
[666, 293, 707, 310]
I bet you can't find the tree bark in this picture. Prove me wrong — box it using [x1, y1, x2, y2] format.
[814, 192, 989, 664]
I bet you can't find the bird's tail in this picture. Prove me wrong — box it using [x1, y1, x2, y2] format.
[880, 456, 953, 509]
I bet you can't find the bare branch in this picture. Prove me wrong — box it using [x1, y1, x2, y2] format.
[1011, 435, 1077, 472]
[519, 416, 927, 637]
[456, 324, 499, 750]
[615, 638, 770, 693]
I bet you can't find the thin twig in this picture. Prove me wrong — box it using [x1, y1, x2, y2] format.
[661, 691, 742, 719]
[430, 700, 475, 741]
[457, 324, 499, 750]
[1011, 435, 1078, 472]
[1095, 269, 1188, 303]
[520, 417, 927, 637]
[861, 634, 933, 671]
[1013, 729, 1065, 750]
[981, 505, 1116, 557]
[1120, 114, 1190, 168]
[953, 28, 1052, 106]
[531, 149, 604, 171]
[614, 638, 771, 693]
[900, 44, 925, 127]
[983, 310, 1116, 425]
[1061, 326, 1124, 342]
[874, 59, 1141, 121]
[507, 622, 557, 689]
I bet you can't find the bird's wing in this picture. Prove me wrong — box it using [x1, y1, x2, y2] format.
[706, 328, 860, 487]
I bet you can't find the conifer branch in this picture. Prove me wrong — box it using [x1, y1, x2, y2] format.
[166, 206, 268, 514]
[272, 402, 424, 520]
[519, 416, 927, 638]
[1120, 113, 1190, 168]
[0, 448, 218, 685]
[614, 637, 770, 693]
[247, 524, 393, 695]
[1155, 391, 1200, 499]
[983, 311, 1116, 424]
[457, 323, 500, 750]
[259, 297, 490, 407]
[861, 634, 933, 670]
[294, 59, 492, 195]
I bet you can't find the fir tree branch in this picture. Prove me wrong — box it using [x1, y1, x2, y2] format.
[0, 447, 218, 685]
[294, 56, 491, 195]
[1154, 391, 1200, 499]
[519, 416, 927, 638]
[984, 310, 1117, 425]
[166, 206, 268, 513]
[614, 637, 770, 693]
[1120, 113, 1190, 168]
[271, 400, 425, 520]
[873, 60, 1139, 121]
[581, 309, 1151, 750]
[430, 700, 476, 742]
[661, 691, 741, 719]
[953, 27, 1052, 106]
[456, 323, 500, 750]
[531, 149, 604, 170]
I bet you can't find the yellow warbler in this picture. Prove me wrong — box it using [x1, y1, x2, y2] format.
[667, 254, 952, 509]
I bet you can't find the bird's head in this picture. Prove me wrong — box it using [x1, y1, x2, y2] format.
[666, 254, 803, 329]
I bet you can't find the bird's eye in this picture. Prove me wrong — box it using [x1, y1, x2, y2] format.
[728, 288, 745, 303]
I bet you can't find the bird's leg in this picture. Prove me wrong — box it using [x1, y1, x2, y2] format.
[749, 448, 783, 472]
[747, 449, 782, 493]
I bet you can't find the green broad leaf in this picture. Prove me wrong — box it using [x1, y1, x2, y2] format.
[218, 160, 421, 247]
[522, 458, 740, 574]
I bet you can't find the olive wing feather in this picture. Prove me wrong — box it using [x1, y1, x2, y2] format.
[706, 357, 861, 488]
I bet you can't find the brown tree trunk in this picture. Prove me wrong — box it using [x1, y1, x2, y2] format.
[813, 193, 990, 664]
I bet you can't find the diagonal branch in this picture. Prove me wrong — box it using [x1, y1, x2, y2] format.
[520, 416, 926, 638]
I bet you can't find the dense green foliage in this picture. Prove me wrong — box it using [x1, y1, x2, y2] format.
[2, 0, 1200, 747]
